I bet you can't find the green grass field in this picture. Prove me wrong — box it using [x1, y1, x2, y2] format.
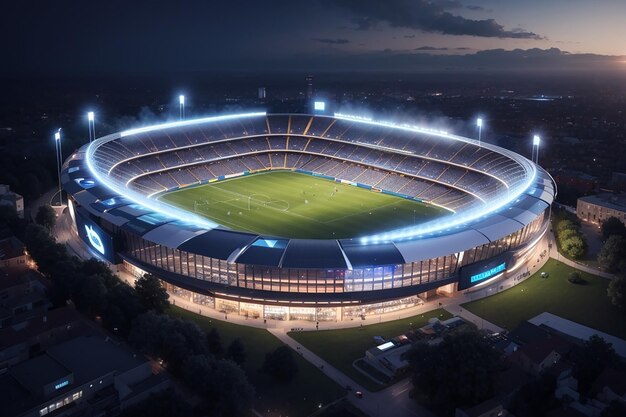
[160, 171, 446, 239]
[288, 309, 453, 391]
[462, 259, 625, 338]
[169, 306, 345, 417]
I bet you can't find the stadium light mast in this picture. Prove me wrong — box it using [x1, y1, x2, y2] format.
[54, 129, 63, 205]
[532, 135, 541, 164]
[476, 118, 483, 147]
[87, 111, 95, 142]
[179, 95, 185, 120]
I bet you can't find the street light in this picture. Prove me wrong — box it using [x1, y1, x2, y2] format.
[87, 111, 95, 142]
[476, 118, 483, 147]
[54, 129, 63, 205]
[532, 135, 541, 164]
[179, 95, 185, 120]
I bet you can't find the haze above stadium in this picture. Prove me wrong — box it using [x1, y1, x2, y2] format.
[3, 0, 626, 75]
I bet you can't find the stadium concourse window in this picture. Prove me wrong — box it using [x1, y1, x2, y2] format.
[119, 210, 548, 297]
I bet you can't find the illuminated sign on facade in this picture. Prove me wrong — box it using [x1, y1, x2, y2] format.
[74, 208, 117, 263]
[470, 262, 506, 283]
[314, 101, 326, 111]
[85, 224, 106, 255]
[55, 380, 69, 390]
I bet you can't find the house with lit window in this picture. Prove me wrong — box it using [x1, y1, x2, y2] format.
[0, 335, 169, 417]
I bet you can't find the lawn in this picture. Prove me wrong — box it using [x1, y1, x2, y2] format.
[159, 170, 446, 239]
[462, 259, 625, 339]
[169, 306, 345, 417]
[288, 309, 453, 391]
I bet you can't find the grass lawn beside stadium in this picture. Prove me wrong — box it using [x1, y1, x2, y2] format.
[169, 306, 345, 417]
[288, 309, 453, 391]
[461, 259, 625, 339]
[159, 170, 447, 239]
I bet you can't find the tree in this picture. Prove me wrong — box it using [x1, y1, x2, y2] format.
[508, 373, 558, 417]
[263, 345, 298, 382]
[120, 389, 192, 417]
[607, 275, 625, 310]
[206, 327, 224, 357]
[226, 339, 246, 365]
[601, 216, 626, 239]
[556, 219, 577, 234]
[561, 235, 587, 259]
[135, 273, 169, 313]
[407, 330, 501, 413]
[80, 258, 119, 289]
[558, 228, 578, 242]
[572, 335, 619, 395]
[182, 355, 254, 416]
[598, 235, 626, 272]
[129, 312, 209, 373]
[568, 271, 585, 284]
[103, 283, 146, 336]
[73, 274, 107, 317]
[35, 205, 56, 231]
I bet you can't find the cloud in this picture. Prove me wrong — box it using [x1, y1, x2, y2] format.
[311, 37, 351, 44]
[466, 5, 487, 12]
[251, 47, 625, 73]
[404, 34, 416, 38]
[329, 0, 543, 39]
[415, 46, 449, 51]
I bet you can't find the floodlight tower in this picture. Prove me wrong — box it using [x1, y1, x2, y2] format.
[532, 135, 541, 164]
[476, 118, 483, 147]
[179, 95, 185, 120]
[87, 111, 95, 142]
[54, 129, 63, 205]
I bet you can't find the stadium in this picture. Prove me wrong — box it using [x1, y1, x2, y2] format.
[61, 112, 555, 322]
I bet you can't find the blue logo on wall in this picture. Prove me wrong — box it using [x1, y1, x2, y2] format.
[470, 263, 506, 283]
[55, 380, 69, 390]
[85, 224, 105, 255]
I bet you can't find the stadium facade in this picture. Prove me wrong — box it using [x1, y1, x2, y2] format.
[61, 113, 555, 322]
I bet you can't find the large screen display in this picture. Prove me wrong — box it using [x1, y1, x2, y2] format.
[74, 209, 118, 263]
[457, 252, 512, 290]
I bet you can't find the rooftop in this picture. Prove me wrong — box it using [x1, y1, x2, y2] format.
[578, 193, 626, 212]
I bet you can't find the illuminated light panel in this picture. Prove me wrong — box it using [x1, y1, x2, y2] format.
[88, 111, 95, 121]
[470, 263, 506, 283]
[314, 101, 326, 111]
[533, 135, 541, 146]
[377, 341, 395, 351]
[86, 113, 269, 229]
[119, 112, 266, 137]
[85, 225, 105, 255]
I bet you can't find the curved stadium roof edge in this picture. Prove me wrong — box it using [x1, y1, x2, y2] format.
[62, 112, 555, 269]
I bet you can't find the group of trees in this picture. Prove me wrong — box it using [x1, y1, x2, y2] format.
[598, 217, 626, 273]
[596, 217, 626, 312]
[23, 223, 169, 335]
[128, 311, 254, 416]
[555, 218, 587, 259]
[262, 345, 299, 382]
[408, 330, 501, 415]
[24, 222, 255, 416]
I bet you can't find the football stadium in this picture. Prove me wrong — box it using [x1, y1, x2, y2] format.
[61, 112, 555, 322]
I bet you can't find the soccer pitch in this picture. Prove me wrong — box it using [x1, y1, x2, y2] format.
[159, 171, 448, 239]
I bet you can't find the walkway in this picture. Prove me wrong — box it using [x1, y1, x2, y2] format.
[270, 328, 436, 417]
[547, 233, 614, 279]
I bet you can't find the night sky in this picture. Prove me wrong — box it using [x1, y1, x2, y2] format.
[3, 0, 625, 75]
